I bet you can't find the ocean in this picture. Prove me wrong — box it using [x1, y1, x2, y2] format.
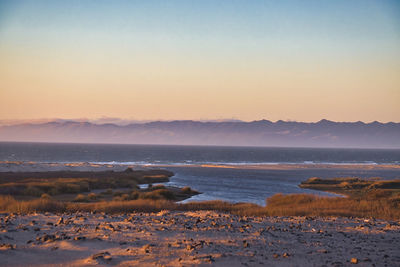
[1, 142, 400, 205]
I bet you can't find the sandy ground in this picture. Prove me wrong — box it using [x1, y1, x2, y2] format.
[1, 211, 399, 267]
[1, 162, 399, 266]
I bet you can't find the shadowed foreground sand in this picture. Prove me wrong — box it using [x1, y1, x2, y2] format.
[1, 211, 399, 267]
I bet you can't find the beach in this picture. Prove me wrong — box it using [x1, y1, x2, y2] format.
[1, 211, 400, 267]
[0, 160, 399, 266]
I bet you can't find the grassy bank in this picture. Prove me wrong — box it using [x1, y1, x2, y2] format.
[299, 177, 400, 198]
[1, 189, 399, 220]
[0, 168, 173, 197]
[1, 175, 399, 220]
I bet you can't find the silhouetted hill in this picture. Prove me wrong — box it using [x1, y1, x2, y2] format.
[0, 120, 399, 148]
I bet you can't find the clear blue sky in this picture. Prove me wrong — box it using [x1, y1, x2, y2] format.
[0, 0, 399, 122]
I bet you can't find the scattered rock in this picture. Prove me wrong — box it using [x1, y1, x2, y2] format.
[91, 251, 112, 261]
[56, 217, 64, 225]
[193, 255, 214, 262]
[0, 243, 15, 250]
[142, 244, 151, 253]
[73, 236, 86, 241]
[350, 258, 358, 264]
[36, 234, 56, 243]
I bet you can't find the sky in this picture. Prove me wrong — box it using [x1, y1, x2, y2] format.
[0, 0, 399, 123]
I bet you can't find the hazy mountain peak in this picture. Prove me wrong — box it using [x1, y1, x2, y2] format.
[0, 119, 398, 148]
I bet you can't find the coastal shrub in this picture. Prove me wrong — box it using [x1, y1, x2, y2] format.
[140, 189, 176, 200]
[262, 193, 400, 219]
[65, 183, 83, 193]
[339, 181, 350, 188]
[113, 196, 123, 201]
[0, 195, 65, 213]
[267, 193, 315, 206]
[103, 189, 113, 195]
[0, 195, 17, 211]
[305, 177, 322, 184]
[369, 180, 400, 189]
[40, 193, 52, 199]
[24, 186, 44, 197]
[181, 186, 192, 194]
[73, 194, 89, 202]
[389, 193, 400, 206]
[88, 193, 97, 200]
[113, 191, 123, 197]
[124, 167, 134, 173]
[17, 198, 66, 213]
[0, 184, 25, 195]
[119, 193, 140, 201]
[120, 194, 130, 201]
[130, 191, 139, 200]
[0, 169, 171, 196]
[0, 193, 399, 219]
[151, 184, 166, 190]
[157, 189, 176, 200]
[366, 189, 392, 200]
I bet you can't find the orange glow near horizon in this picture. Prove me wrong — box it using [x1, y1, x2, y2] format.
[0, 1, 399, 122]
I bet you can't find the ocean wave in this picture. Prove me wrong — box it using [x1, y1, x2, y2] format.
[2, 160, 398, 167]
[84, 160, 390, 166]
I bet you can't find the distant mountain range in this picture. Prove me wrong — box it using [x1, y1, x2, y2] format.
[0, 119, 399, 148]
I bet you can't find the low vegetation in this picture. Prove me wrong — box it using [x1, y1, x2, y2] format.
[0, 169, 173, 197]
[299, 177, 400, 198]
[264, 193, 400, 219]
[0, 176, 399, 220]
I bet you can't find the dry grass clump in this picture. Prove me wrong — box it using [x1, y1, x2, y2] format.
[73, 194, 89, 202]
[181, 186, 194, 194]
[88, 193, 97, 200]
[0, 169, 173, 197]
[40, 193, 52, 200]
[1, 176, 399, 220]
[179, 200, 265, 216]
[67, 199, 177, 213]
[0, 195, 65, 213]
[264, 193, 400, 219]
[101, 189, 113, 195]
[0, 193, 399, 220]
[113, 191, 124, 197]
[300, 177, 400, 199]
[139, 189, 176, 200]
[0, 179, 91, 196]
[151, 185, 166, 190]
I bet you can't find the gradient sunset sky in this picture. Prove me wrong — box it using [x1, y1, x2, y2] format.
[0, 0, 399, 122]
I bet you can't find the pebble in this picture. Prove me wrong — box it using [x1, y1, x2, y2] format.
[91, 251, 112, 261]
[0, 243, 15, 250]
[350, 258, 358, 264]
